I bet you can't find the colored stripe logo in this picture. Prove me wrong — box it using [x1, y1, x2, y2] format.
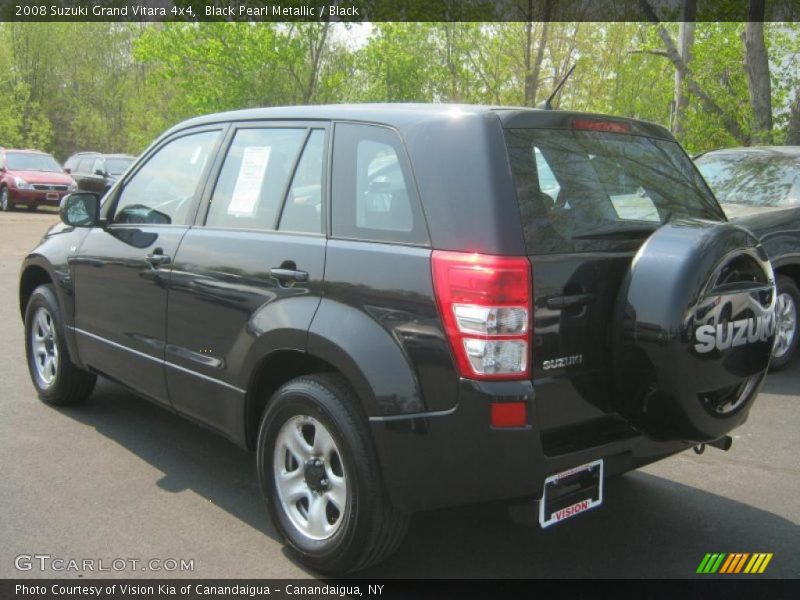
[697, 553, 773, 574]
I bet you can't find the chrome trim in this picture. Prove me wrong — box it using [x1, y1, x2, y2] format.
[165, 360, 245, 394]
[71, 327, 245, 395]
[368, 405, 458, 422]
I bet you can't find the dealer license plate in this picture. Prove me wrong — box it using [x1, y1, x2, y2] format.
[538, 459, 603, 528]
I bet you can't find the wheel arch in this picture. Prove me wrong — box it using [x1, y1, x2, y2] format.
[19, 263, 54, 321]
[244, 349, 358, 450]
[774, 261, 800, 288]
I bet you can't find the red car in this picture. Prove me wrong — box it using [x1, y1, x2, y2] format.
[0, 148, 77, 212]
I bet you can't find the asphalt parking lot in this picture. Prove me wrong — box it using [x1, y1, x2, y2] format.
[1, 210, 798, 579]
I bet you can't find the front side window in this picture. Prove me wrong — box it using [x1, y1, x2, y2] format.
[332, 123, 428, 245]
[106, 157, 134, 176]
[206, 128, 307, 230]
[76, 157, 95, 174]
[113, 130, 219, 226]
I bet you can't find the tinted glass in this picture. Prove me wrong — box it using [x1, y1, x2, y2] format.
[105, 157, 134, 176]
[279, 129, 324, 234]
[505, 128, 723, 254]
[113, 131, 219, 226]
[696, 153, 800, 207]
[206, 128, 306, 230]
[6, 153, 62, 172]
[332, 123, 427, 245]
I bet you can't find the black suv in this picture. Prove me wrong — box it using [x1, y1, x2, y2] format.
[63, 152, 135, 196]
[19, 105, 777, 574]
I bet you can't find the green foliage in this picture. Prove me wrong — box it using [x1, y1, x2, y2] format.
[0, 21, 796, 161]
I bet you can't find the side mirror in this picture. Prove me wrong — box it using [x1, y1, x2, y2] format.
[59, 192, 100, 228]
[63, 167, 71, 174]
[93, 168, 107, 177]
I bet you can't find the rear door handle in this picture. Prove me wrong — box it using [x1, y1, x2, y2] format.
[144, 252, 171, 267]
[546, 293, 596, 310]
[270, 267, 309, 283]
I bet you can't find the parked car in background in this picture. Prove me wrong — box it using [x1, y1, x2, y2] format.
[695, 146, 800, 370]
[0, 148, 76, 212]
[64, 152, 135, 196]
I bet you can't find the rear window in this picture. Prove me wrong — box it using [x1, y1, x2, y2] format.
[505, 128, 723, 254]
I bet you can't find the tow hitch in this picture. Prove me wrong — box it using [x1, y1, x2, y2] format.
[694, 435, 733, 455]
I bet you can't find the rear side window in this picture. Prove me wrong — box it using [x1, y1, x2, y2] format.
[332, 123, 428, 245]
[206, 128, 307, 231]
[505, 128, 723, 254]
[278, 129, 325, 234]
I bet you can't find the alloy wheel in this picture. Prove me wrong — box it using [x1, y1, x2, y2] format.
[273, 414, 347, 541]
[774, 291, 797, 359]
[31, 307, 59, 388]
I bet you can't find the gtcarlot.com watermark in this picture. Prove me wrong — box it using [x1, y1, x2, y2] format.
[15, 554, 194, 573]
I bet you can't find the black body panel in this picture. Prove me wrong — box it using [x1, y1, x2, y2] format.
[308, 239, 458, 416]
[166, 228, 326, 443]
[732, 206, 800, 268]
[71, 225, 188, 406]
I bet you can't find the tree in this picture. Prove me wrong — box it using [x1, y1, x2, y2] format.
[743, 0, 773, 143]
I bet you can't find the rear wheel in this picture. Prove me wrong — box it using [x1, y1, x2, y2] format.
[24, 284, 96, 405]
[770, 275, 799, 371]
[257, 373, 408, 574]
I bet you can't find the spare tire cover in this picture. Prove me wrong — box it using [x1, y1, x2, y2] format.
[613, 219, 776, 443]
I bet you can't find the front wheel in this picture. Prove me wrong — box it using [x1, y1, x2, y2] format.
[24, 284, 96, 405]
[257, 374, 408, 574]
[0, 187, 14, 211]
[770, 275, 799, 371]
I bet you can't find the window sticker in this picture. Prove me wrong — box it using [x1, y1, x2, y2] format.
[228, 146, 271, 217]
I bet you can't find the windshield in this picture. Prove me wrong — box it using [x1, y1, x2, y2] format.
[5, 152, 62, 173]
[105, 157, 133, 176]
[505, 128, 723, 254]
[695, 153, 800, 208]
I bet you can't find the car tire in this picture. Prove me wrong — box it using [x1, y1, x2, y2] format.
[27, 204, 37, 212]
[0, 186, 14, 211]
[24, 284, 96, 405]
[257, 373, 409, 574]
[770, 275, 799, 371]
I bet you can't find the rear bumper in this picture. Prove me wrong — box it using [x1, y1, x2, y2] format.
[9, 188, 68, 206]
[370, 378, 691, 513]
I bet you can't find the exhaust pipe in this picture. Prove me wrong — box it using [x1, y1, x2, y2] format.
[693, 435, 733, 455]
[707, 435, 733, 451]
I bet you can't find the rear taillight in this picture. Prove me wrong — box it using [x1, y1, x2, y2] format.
[432, 251, 532, 380]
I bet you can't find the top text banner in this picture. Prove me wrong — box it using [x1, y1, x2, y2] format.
[2, 0, 799, 22]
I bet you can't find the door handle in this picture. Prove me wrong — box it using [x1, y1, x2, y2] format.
[270, 267, 309, 283]
[144, 252, 171, 267]
[546, 292, 596, 310]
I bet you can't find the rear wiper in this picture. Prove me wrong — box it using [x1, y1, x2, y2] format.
[572, 228, 656, 240]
